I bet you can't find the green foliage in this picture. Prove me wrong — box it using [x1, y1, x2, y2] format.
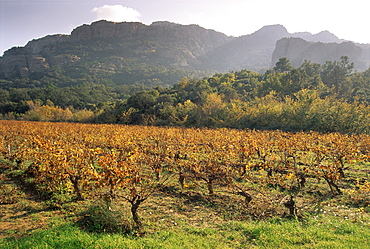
[95, 57, 370, 133]
[2, 57, 370, 133]
[321, 56, 354, 93]
[78, 201, 133, 234]
[273, 57, 294, 72]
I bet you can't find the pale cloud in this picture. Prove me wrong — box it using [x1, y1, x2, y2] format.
[91, 5, 141, 22]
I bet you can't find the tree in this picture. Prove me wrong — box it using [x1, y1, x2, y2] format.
[299, 60, 325, 91]
[273, 57, 294, 73]
[198, 92, 225, 127]
[321, 56, 354, 94]
[126, 90, 159, 110]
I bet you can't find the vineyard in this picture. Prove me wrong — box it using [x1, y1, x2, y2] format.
[1, 120, 370, 238]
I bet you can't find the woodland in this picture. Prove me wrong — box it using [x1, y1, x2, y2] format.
[1, 56, 370, 133]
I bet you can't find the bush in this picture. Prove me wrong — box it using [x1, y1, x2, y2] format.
[78, 201, 133, 234]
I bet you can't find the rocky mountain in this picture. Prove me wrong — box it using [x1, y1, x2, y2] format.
[291, 30, 346, 43]
[198, 24, 290, 72]
[0, 20, 231, 79]
[198, 24, 369, 72]
[272, 37, 370, 70]
[0, 20, 369, 81]
[0, 34, 80, 78]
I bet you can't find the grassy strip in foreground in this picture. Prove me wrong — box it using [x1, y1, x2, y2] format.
[1, 215, 369, 249]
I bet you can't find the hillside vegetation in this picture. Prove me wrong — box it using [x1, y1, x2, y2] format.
[2, 56, 370, 133]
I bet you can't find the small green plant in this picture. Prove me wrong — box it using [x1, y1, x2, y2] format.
[78, 201, 132, 234]
[44, 189, 75, 209]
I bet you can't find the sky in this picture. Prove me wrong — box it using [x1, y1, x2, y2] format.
[1, 0, 369, 56]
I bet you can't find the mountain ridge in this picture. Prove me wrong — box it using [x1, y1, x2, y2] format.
[0, 20, 369, 80]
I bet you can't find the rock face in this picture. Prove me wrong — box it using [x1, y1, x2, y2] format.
[70, 21, 147, 41]
[0, 55, 28, 78]
[0, 20, 231, 77]
[0, 20, 369, 79]
[49, 54, 80, 66]
[0, 52, 80, 78]
[0, 34, 79, 77]
[69, 20, 230, 57]
[26, 34, 69, 54]
[271, 38, 369, 70]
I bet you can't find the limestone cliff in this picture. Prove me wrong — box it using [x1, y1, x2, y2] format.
[70, 21, 147, 41]
[1, 20, 369, 79]
[0, 20, 230, 78]
[272, 38, 368, 70]
[0, 33, 81, 78]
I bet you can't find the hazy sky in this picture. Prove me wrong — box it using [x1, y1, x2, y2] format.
[1, 0, 369, 56]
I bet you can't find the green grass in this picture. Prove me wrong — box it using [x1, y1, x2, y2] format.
[1, 215, 369, 249]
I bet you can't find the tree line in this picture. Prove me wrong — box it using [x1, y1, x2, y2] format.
[97, 56, 370, 133]
[2, 56, 370, 133]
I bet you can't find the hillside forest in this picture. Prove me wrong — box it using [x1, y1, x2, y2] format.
[1, 56, 370, 133]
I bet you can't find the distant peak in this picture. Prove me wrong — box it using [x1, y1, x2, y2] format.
[311, 30, 343, 43]
[317, 30, 332, 34]
[291, 29, 344, 43]
[258, 24, 287, 32]
[150, 21, 181, 26]
[252, 24, 289, 36]
[248, 24, 289, 41]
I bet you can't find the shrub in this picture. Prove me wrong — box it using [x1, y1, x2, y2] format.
[78, 201, 132, 234]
